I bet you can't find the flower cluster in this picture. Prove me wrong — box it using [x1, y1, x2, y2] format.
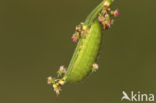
[52, 78, 65, 96]
[72, 23, 88, 43]
[47, 66, 67, 96]
[98, 3, 119, 30]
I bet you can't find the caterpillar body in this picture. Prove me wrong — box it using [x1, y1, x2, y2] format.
[65, 20, 102, 82]
[47, 0, 119, 96]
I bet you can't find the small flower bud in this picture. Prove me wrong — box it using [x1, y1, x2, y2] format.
[92, 63, 99, 72]
[104, 1, 110, 8]
[93, 63, 99, 69]
[114, 9, 119, 17]
[59, 66, 66, 73]
[47, 77, 52, 84]
[76, 26, 81, 31]
[105, 21, 111, 28]
[82, 25, 88, 31]
[72, 34, 78, 43]
[53, 84, 57, 88]
[98, 16, 105, 22]
[47, 76, 55, 84]
[58, 80, 65, 85]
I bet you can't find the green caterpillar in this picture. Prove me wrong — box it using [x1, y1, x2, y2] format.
[66, 20, 102, 82]
[47, 0, 119, 96]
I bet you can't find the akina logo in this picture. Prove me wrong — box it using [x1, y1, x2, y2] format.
[121, 91, 155, 102]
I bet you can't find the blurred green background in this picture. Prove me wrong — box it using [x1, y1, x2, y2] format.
[0, 0, 156, 103]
